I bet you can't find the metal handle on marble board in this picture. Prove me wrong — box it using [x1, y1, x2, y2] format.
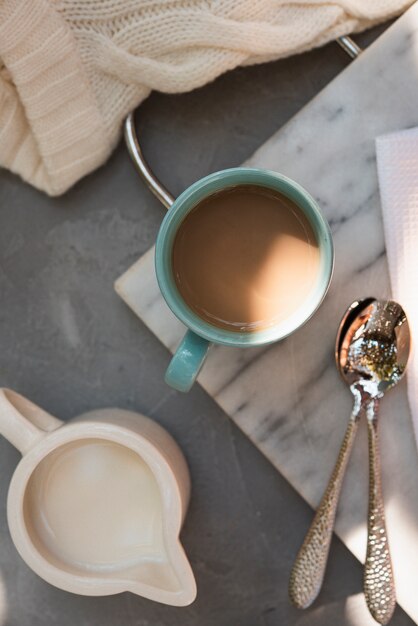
[124, 37, 362, 198]
[124, 112, 174, 209]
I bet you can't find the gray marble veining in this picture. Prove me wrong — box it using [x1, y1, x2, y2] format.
[116, 6, 418, 623]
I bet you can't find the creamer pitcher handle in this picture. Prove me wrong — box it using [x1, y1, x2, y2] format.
[0, 389, 62, 455]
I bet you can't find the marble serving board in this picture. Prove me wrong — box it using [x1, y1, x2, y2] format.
[116, 6, 418, 623]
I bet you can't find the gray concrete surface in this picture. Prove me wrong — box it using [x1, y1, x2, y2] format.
[0, 24, 414, 626]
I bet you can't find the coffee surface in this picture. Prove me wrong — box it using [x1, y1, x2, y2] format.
[172, 185, 320, 332]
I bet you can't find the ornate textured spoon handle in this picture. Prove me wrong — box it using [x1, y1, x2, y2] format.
[289, 413, 360, 609]
[364, 399, 396, 625]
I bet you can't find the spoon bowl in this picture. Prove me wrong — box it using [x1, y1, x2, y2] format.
[335, 297, 376, 375]
[337, 298, 410, 396]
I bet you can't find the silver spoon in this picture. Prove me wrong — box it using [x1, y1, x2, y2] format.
[289, 298, 374, 610]
[341, 299, 409, 623]
[289, 298, 410, 625]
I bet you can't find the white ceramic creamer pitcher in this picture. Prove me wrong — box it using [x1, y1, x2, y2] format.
[0, 389, 196, 606]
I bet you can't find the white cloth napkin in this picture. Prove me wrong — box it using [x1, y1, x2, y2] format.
[376, 127, 418, 442]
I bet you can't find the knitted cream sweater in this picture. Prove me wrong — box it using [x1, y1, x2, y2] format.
[0, 0, 411, 196]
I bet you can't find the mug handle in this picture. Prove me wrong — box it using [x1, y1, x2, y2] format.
[165, 331, 211, 392]
[0, 388, 62, 455]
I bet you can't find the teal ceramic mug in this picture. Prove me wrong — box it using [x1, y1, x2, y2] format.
[125, 115, 334, 392]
